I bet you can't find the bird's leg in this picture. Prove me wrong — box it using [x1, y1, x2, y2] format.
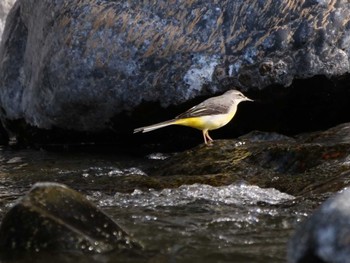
[202, 130, 208, 145]
[202, 130, 213, 145]
[206, 132, 214, 143]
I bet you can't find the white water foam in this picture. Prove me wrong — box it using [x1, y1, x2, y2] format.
[98, 183, 294, 208]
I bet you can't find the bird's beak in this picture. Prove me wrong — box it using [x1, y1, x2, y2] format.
[244, 96, 254, 102]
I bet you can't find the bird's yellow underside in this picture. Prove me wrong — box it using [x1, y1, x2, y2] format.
[172, 110, 236, 131]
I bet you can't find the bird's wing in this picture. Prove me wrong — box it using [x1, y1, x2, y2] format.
[175, 98, 230, 119]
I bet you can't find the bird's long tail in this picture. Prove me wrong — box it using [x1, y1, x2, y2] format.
[133, 119, 178, 133]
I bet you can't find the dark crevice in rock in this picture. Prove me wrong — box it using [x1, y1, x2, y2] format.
[2, 73, 350, 151]
[238, 74, 350, 136]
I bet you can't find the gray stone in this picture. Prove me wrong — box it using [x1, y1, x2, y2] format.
[0, 182, 140, 253]
[0, 0, 15, 42]
[1, 1, 350, 143]
[288, 188, 350, 263]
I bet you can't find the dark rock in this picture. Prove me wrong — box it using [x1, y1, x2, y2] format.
[288, 188, 350, 263]
[149, 123, 350, 196]
[1, 1, 350, 144]
[0, 182, 140, 254]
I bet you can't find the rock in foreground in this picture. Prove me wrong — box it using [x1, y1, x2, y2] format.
[0, 182, 139, 254]
[288, 188, 350, 263]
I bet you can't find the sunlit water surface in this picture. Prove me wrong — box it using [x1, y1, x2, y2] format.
[0, 146, 314, 263]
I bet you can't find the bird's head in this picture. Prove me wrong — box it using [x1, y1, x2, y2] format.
[225, 89, 253, 103]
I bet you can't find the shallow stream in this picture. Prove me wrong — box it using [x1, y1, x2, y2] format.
[0, 145, 326, 262]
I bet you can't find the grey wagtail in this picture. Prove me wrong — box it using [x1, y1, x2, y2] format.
[134, 89, 253, 145]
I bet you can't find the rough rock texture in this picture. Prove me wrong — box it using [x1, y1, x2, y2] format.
[0, 182, 139, 253]
[1, 0, 350, 144]
[149, 122, 350, 196]
[288, 188, 350, 263]
[0, 0, 15, 42]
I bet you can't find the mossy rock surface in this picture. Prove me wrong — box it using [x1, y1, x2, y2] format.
[148, 123, 350, 196]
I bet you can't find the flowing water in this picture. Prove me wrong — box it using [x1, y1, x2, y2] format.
[0, 145, 320, 262]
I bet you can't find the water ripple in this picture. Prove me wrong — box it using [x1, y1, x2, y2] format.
[97, 183, 294, 208]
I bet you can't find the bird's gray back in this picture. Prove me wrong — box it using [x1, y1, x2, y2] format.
[176, 94, 234, 119]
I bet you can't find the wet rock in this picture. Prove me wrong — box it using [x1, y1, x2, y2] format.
[287, 188, 350, 263]
[0, 0, 15, 41]
[1, 1, 350, 144]
[151, 123, 350, 196]
[0, 182, 139, 254]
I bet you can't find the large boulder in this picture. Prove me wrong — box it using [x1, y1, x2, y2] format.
[0, 182, 140, 254]
[1, 0, 350, 144]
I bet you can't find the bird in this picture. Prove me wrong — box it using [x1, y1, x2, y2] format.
[133, 89, 253, 145]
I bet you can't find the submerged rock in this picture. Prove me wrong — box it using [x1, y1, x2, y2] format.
[0, 182, 139, 254]
[1, 1, 350, 144]
[288, 188, 350, 263]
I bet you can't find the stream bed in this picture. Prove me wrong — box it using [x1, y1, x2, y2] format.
[0, 140, 331, 263]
